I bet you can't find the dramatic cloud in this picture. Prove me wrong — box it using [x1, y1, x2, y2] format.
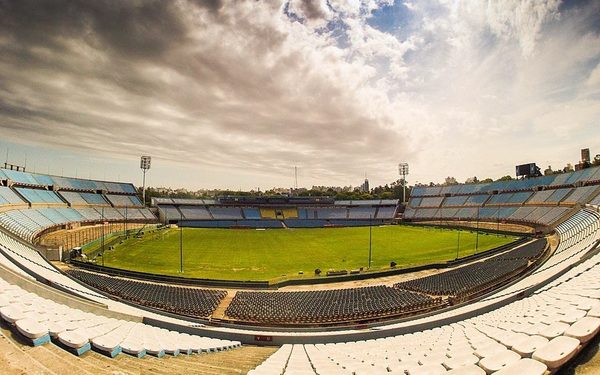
[0, 0, 599, 189]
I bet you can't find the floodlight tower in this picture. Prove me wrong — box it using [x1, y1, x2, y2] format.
[140, 156, 151, 207]
[398, 163, 409, 204]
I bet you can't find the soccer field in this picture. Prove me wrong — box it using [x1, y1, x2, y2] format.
[98, 225, 517, 281]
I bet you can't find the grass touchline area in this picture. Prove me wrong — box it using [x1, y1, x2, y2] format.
[95, 225, 517, 282]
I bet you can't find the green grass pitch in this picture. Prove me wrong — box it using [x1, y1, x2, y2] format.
[98, 225, 517, 282]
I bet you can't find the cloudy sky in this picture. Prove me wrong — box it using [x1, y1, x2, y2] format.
[1, 0, 599, 190]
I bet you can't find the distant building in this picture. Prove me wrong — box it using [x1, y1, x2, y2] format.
[582, 148, 591, 163]
[361, 178, 370, 193]
[576, 148, 592, 170]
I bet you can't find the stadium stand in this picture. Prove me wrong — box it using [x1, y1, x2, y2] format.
[562, 185, 600, 205]
[185, 220, 283, 228]
[226, 286, 442, 324]
[0, 186, 26, 207]
[155, 197, 397, 228]
[281, 208, 298, 218]
[411, 167, 600, 199]
[14, 188, 65, 205]
[0, 206, 153, 243]
[179, 205, 213, 220]
[420, 196, 444, 207]
[376, 206, 397, 219]
[395, 239, 547, 299]
[209, 207, 243, 220]
[0, 168, 137, 194]
[65, 269, 226, 318]
[243, 207, 262, 219]
[348, 206, 376, 219]
[406, 168, 600, 228]
[315, 207, 348, 219]
[259, 208, 277, 219]
[159, 205, 182, 221]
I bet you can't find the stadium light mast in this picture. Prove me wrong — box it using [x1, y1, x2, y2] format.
[101, 206, 105, 267]
[398, 163, 409, 204]
[140, 156, 151, 207]
[179, 210, 183, 273]
[368, 214, 373, 269]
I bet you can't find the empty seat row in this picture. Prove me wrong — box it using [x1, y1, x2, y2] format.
[0, 276, 240, 358]
[66, 269, 227, 318]
[226, 286, 441, 324]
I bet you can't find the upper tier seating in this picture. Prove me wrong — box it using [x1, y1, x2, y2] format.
[420, 196, 444, 207]
[562, 185, 600, 205]
[0, 186, 26, 206]
[15, 188, 64, 205]
[259, 208, 277, 219]
[58, 191, 110, 206]
[412, 166, 600, 197]
[406, 179, 600, 227]
[316, 207, 348, 219]
[0, 168, 137, 194]
[243, 207, 262, 219]
[105, 194, 143, 207]
[179, 205, 212, 220]
[376, 206, 397, 219]
[116, 208, 156, 220]
[209, 207, 243, 220]
[348, 206, 376, 219]
[158, 205, 182, 221]
[404, 205, 570, 226]
[281, 208, 298, 218]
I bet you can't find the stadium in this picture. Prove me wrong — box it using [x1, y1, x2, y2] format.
[0, 158, 600, 375]
[2, 1, 600, 375]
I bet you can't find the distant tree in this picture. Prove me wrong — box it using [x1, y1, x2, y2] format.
[496, 175, 513, 181]
[480, 178, 493, 183]
[564, 163, 574, 173]
[465, 176, 479, 184]
[444, 176, 458, 185]
[380, 191, 394, 199]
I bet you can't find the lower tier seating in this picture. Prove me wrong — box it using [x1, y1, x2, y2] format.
[225, 286, 442, 324]
[65, 269, 226, 318]
[395, 239, 547, 298]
